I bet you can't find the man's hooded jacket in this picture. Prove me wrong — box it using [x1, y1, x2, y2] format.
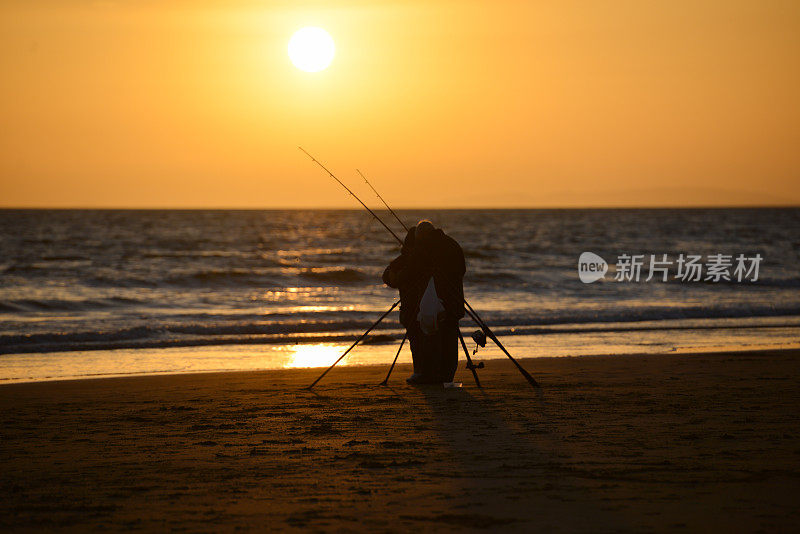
[382, 227, 465, 328]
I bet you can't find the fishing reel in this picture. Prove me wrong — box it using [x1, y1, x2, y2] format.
[471, 329, 487, 356]
[466, 360, 484, 371]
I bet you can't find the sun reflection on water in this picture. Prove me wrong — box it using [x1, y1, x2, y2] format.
[283, 344, 343, 368]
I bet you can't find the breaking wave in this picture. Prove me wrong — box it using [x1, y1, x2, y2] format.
[298, 267, 370, 284]
[0, 297, 144, 313]
[2, 303, 799, 355]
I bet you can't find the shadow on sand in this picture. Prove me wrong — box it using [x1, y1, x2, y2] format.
[411, 382, 632, 531]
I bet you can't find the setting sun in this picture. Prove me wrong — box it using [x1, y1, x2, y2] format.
[288, 26, 335, 73]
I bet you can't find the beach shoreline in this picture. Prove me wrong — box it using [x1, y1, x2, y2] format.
[2, 349, 799, 531]
[3, 318, 799, 384]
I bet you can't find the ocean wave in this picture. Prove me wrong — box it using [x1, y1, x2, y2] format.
[463, 248, 496, 259]
[755, 277, 800, 288]
[298, 267, 370, 284]
[0, 296, 145, 313]
[161, 266, 370, 287]
[141, 250, 253, 259]
[0, 331, 406, 356]
[0, 318, 403, 355]
[165, 319, 379, 337]
[0, 325, 155, 346]
[3, 305, 799, 355]
[40, 255, 89, 262]
[466, 271, 525, 284]
[4, 261, 91, 273]
[164, 269, 278, 287]
[0, 318, 389, 344]
[480, 304, 800, 328]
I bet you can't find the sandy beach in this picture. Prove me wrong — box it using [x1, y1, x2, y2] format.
[1, 349, 799, 532]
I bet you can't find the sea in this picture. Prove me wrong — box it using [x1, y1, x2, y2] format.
[1, 208, 799, 383]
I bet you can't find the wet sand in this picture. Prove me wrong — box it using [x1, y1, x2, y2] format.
[1, 350, 799, 532]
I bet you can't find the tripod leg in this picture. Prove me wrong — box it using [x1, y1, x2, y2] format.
[458, 329, 482, 388]
[307, 300, 400, 389]
[379, 332, 407, 386]
[464, 300, 540, 389]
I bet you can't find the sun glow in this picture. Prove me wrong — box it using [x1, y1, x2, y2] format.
[284, 344, 342, 368]
[287, 27, 335, 73]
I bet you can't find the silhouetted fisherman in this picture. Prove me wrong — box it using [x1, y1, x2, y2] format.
[382, 220, 465, 384]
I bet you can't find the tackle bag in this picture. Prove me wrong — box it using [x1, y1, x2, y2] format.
[417, 276, 446, 334]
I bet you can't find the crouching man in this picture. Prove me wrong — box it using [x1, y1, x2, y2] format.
[382, 220, 465, 385]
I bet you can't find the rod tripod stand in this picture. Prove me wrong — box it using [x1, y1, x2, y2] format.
[306, 300, 399, 389]
[378, 325, 484, 387]
[307, 301, 499, 389]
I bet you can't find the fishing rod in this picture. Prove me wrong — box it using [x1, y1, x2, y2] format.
[299, 147, 403, 246]
[356, 169, 410, 233]
[300, 148, 540, 389]
[379, 332, 407, 386]
[308, 300, 400, 389]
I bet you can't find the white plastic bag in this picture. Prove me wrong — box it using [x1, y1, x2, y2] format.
[417, 277, 446, 334]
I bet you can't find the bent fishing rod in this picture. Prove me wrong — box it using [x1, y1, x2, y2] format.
[298, 148, 402, 246]
[299, 147, 540, 389]
[357, 169, 410, 233]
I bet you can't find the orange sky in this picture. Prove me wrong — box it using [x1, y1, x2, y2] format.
[1, 0, 798, 208]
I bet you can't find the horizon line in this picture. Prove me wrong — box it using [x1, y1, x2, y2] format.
[1, 204, 799, 211]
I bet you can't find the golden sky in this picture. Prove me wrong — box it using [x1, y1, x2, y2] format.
[1, 0, 798, 208]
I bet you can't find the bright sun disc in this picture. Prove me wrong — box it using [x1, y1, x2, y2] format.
[288, 27, 335, 72]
